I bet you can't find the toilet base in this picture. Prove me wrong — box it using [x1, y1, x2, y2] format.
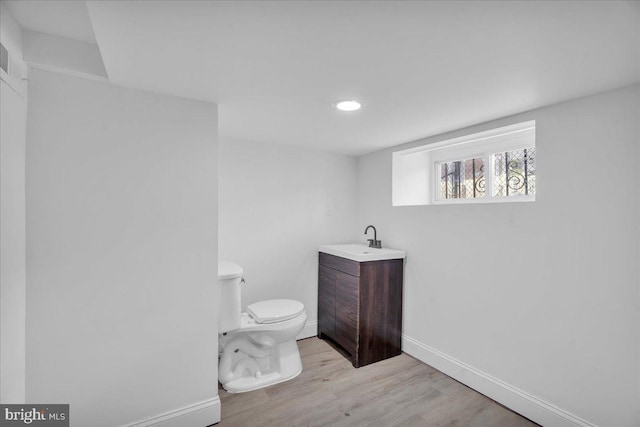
[222, 366, 302, 393]
[219, 339, 303, 393]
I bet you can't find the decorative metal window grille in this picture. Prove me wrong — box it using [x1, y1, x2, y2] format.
[437, 146, 535, 201]
[492, 147, 536, 197]
[439, 157, 485, 200]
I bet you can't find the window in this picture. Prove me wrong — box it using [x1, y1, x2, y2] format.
[491, 148, 536, 197]
[438, 157, 485, 200]
[392, 121, 535, 206]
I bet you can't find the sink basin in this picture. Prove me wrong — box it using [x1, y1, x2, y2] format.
[318, 244, 405, 262]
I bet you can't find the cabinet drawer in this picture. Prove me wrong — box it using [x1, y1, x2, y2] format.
[319, 253, 360, 277]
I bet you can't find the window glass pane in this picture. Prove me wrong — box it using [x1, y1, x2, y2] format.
[438, 157, 485, 200]
[492, 147, 536, 197]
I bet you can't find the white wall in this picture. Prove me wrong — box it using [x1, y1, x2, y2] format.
[0, 1, 27, 404]
[357, 85, 640, 427]
[219, 138, 358, 335]
[25, 68, 219, 427]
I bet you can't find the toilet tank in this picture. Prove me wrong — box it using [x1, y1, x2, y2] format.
[218, 261, 243, 333]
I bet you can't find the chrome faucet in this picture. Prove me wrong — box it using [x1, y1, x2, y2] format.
[364, 225, 382, 248]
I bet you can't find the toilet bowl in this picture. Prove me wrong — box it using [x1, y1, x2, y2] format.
[218, 261, 306, 393]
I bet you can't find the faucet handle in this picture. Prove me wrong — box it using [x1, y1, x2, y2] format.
[374, 240, 382, 249]
[367, 239, 375, 247]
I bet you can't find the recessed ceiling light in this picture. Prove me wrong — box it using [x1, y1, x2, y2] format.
[335, 100, 361, 112]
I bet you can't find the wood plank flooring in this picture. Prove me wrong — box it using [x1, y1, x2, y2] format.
[216, 337, 539, 427]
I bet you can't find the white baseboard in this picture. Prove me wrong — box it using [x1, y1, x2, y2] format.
[402, 335, 596, 427]
[122, 396, 221, 427]
[297, 320, 318, 340]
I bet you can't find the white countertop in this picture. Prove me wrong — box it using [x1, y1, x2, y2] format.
[318, 243, 405, 262]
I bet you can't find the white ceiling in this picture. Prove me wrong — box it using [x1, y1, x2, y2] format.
[5, 0, 640, 155]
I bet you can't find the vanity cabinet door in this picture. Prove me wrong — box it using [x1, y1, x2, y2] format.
[318, 264, 336, 337]
[333, 271, 359, 356]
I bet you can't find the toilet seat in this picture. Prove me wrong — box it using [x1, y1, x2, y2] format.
[246, 299, 304, 324]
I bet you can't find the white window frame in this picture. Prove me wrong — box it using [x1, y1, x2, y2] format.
[392, 121, 536, 206]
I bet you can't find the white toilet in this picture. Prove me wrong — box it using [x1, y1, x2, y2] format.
[218, 261, 307, 393]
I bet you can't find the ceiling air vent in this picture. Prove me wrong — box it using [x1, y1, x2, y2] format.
[0, 43, 26, 97]
[0, 43, 8, 74]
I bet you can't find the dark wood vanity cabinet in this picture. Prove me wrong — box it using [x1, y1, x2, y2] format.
[318, 252, 403, 367]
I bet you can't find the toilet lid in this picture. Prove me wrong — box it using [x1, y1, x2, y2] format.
[246, 299, 304, 324]
[218, 261, 243, 280]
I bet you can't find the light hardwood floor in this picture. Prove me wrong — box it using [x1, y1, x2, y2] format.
[216, 337, 539, 427]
